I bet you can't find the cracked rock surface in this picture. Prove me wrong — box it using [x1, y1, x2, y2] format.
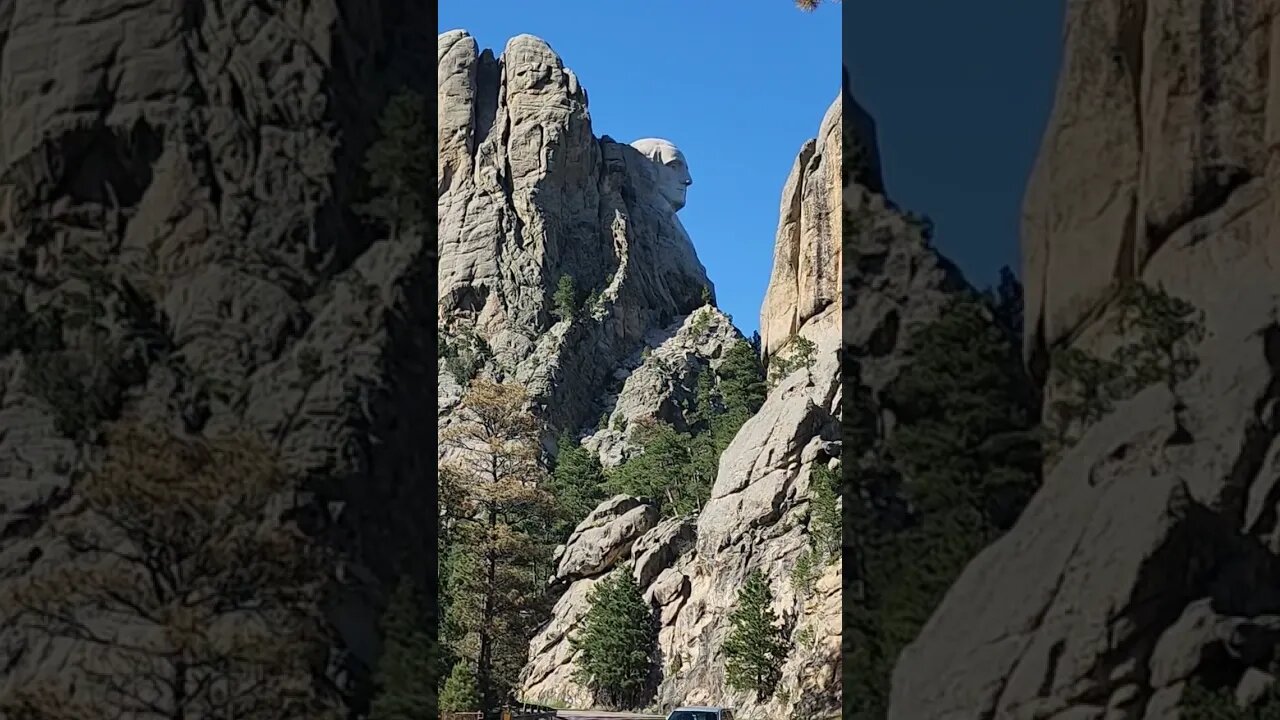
[0, 0, 435, 706]
[516, 81, 845, 719]
[890, 1, 1280, 717]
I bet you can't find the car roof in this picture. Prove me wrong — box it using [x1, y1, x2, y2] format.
[672, 708, 726, 712]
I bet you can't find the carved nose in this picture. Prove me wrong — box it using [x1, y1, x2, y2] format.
[683, 179, 692, 186]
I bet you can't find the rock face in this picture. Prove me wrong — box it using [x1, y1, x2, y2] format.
[582, 305, 743, 468]
[891, 2, 1280, 718]
[519, 93, 845, 719]
[437, 30, 711, 436]
[760, 94, 843, 362]
[0, 0, 434, 707]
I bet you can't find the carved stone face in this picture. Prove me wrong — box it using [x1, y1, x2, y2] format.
[630, 138, 693, 211]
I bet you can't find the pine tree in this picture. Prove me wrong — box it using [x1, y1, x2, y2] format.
[716, 340, 767, 417]
[360, 89, 432, 237]
[844, 294, 1042, 720]
[553, 275, 578, 322]
[440, 379, 556, 712]
[795, 0, 839, 10]
[368, 579, 436, 720]
[606, 419, 714, 518]
[1112, 281, 1204, 391]
[547, 435, 607, 541]
[0, 421, 341, 720]
[723, 570, 787, 701]
[1181, 676, 1280, 719]
[571, 570, 658, 709]
[808, 462, 841, 556]
[439, 662, 482, 713]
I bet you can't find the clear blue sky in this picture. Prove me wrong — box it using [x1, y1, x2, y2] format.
[844, 1, 1065, 290]
[439, 2, 841, 336]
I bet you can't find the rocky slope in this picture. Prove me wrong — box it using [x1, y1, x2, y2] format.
[437, 30, 711, 439]
[0, 0, 435, 708]
[891, 1, 1280, 718]
[490, 45, 844, 718]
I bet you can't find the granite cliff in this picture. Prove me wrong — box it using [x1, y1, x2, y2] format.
[0, 0, 436, 711]
[433, 30, 842, 718]
[517, 93, 844, 720]
[891, 1, 1280, 718]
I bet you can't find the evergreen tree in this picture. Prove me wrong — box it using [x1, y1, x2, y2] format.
[723, 570, 787, 701]
[808, 462, 841, 556]
[553, 275, 578, 322]
[440, 379, 556, 712]
[795, 0, 839, 9]
[571, 570, 658, 709]
[360, 89, 432, 236]
[992, 265, 1024, 339]
[0, 422, 341, 720]
[606, 419, 713, 518]
[844, 294, 1042, 720]
[1112, 280, 1205, 391]
[547, 435, 607, 541]
[369, 579, 436, 720]
[887, 297, 1040, 529]
[1181, 676, 1280, 719]
[717, 340, 767, 417]
[439, 662, 482, 713]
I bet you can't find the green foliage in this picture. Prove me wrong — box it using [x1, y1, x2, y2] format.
[1046, 347, 1126, 455]
[21, 274, 169, 442]
[440, 326, 492, 385]
[609, 338, 765, 519]
[768, 335, 818, 388]
[844, 294, 1041, 720]
[700, 285, 714, 305]
[439, 662, 482, 713]
[0, 423, 341, 719]
[790, 549, 818, 597]
[553, 274, 578, 322]
[724, 570, 787, 701]
[1113, 280, 1205, 389]
[1047, 282, 1204, 456]
[808, 463, 841, 556]
[886, 298, 1040, 527]
[440, 380, 556, 711]
[571, 570, 657, 710]
[795, 625, 815, 650]
[360, 89, 433, 235]
[546, 435, 607, 541]
[717, 340, 767, 417]
[369, 578, 436, 720]
[690, 308, 711, 337]
[606, 420, 715, 518]
[1181, 677, 1280, 719]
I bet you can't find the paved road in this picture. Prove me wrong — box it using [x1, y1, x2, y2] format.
[555, 707, 665, 712]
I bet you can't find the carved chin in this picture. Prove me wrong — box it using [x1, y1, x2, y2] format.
[662, 187, 687, 211]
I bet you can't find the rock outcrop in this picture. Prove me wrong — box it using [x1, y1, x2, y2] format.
[760, 94, 843, 362]
[518, 85, 845, 717]
[0, 0, 434, 708]
[437, 30, 711, 436]
[891, 2, 1280, 718]
[582, 305, 743, 468]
